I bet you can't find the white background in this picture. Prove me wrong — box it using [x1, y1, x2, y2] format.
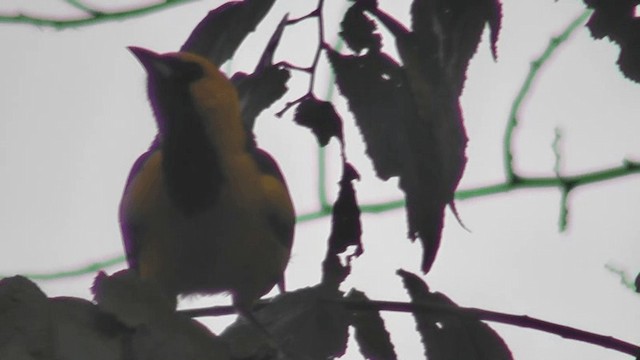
[1, 0, 639, 359]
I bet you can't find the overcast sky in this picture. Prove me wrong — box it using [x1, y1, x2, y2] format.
[1, 1, 640, 359]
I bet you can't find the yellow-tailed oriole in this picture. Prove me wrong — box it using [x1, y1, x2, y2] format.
[119, 47, 295, 311]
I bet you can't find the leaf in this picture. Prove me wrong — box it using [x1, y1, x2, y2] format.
[92, 270, 176, 327]
[50, 297, 125, 360]
[0, 276, 52, 359]
[340, 2, 382, 53]
[231, 65, 291, 131]
[220, 285, 349, 360]
[255, 14, 289, 70]
[347, 289, 397, 360]
[397, 270, 513, 360]
[93, 270, 231, 360]
[334, 2, 497, 273]
[328, 38, 462, 273]
[293, 96, 344, 146]
[410, 0, 502, 91]
[323, 162, 362, 287]
[180, 0, 276, 66]
[584, 0, 640, 82]
[327, 49, 411, 180]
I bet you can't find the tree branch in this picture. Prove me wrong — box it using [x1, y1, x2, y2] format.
[0, 0, 198, 29]
[342, 299, 640, 358]
[503, 9, 592, 183]
[179, 297, 640, 358]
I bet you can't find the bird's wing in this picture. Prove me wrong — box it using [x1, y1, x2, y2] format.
[120, 139, 160, 271]
[251, 147, 295, 251]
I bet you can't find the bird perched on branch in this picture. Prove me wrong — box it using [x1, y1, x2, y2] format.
[119, 47, 295, 312]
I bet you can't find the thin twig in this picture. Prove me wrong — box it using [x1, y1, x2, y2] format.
[503, 9, 592, 183]
[342, 299, 640, 358]
[0, 0, 197, 29]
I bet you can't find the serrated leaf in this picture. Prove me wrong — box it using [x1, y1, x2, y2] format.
[340, 2, 382, 53]
[585, 0, 640, 82]
[231, 65, 290, 131]
[347, 289, 397, 360]
[410, 0, 502, 91]
[326, 49, 410, 180]
[180, 0, 276, 66]
[348, 5, 484, 273]
[293, 96, 344, 146]
[398, 270, 513, 360]
[220, 285, 349, 360]
[328, 38, 463, 273]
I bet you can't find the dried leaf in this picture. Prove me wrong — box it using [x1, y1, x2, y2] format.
[340, 2, 382, 53]
[347, 289, 397, 360]
[231, 65, 290, 131]
[0, 276, 51, 360]
[398, 270, 513, 360]
[221, 285, 349, 360]
[180, 0, 276, 66]
[293, 96, 344, 146]
[323, 163, 362, 286]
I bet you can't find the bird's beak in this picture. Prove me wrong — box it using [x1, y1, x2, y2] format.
[128, 46, 173, 78]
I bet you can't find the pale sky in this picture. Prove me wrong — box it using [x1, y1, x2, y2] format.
[1, 1, 640, 359]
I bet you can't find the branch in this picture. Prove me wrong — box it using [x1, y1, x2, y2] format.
[1, 255, 125, 280]
[179, 297, 640, 357]
[7, 159, 639, 281]
[275, 0, 330, 118]
[503, 9, 592, 183]
[342, 299, 640, 358]
[0, 0, 198, 29]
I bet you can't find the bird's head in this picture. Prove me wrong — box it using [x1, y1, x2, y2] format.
[128, 46, 242, 144]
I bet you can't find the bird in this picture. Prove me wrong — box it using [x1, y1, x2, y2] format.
[119, 46, 295, 313]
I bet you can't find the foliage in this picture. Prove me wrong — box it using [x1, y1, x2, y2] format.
[1, 0, 640, 359]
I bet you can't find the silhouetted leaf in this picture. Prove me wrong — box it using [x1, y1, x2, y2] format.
[92, 270, 175, 327]
[255, 14, 289, 70]
[329, 31, 463, 273]
[323, 162, 362, 286]
[93, 270, 231, 360]
[340, 2, 382, 53]
[584, 0, 640, 82]
[347, 289, 397, 360]
[1, 275, 230, 360]
[398, 270, 513, 360]
[0, 276, 51, 359]
[410, 0, 501, 91]
[327, 49, 410, 180]
[221, 285, 349, 360]
[232, 66, 291, 131]
[181, 0, 276, 66]
[294, 96, 344, 146]
[336, 2, 498, 273]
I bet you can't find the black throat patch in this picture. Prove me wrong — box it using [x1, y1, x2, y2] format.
[151, 75, 224, 216]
